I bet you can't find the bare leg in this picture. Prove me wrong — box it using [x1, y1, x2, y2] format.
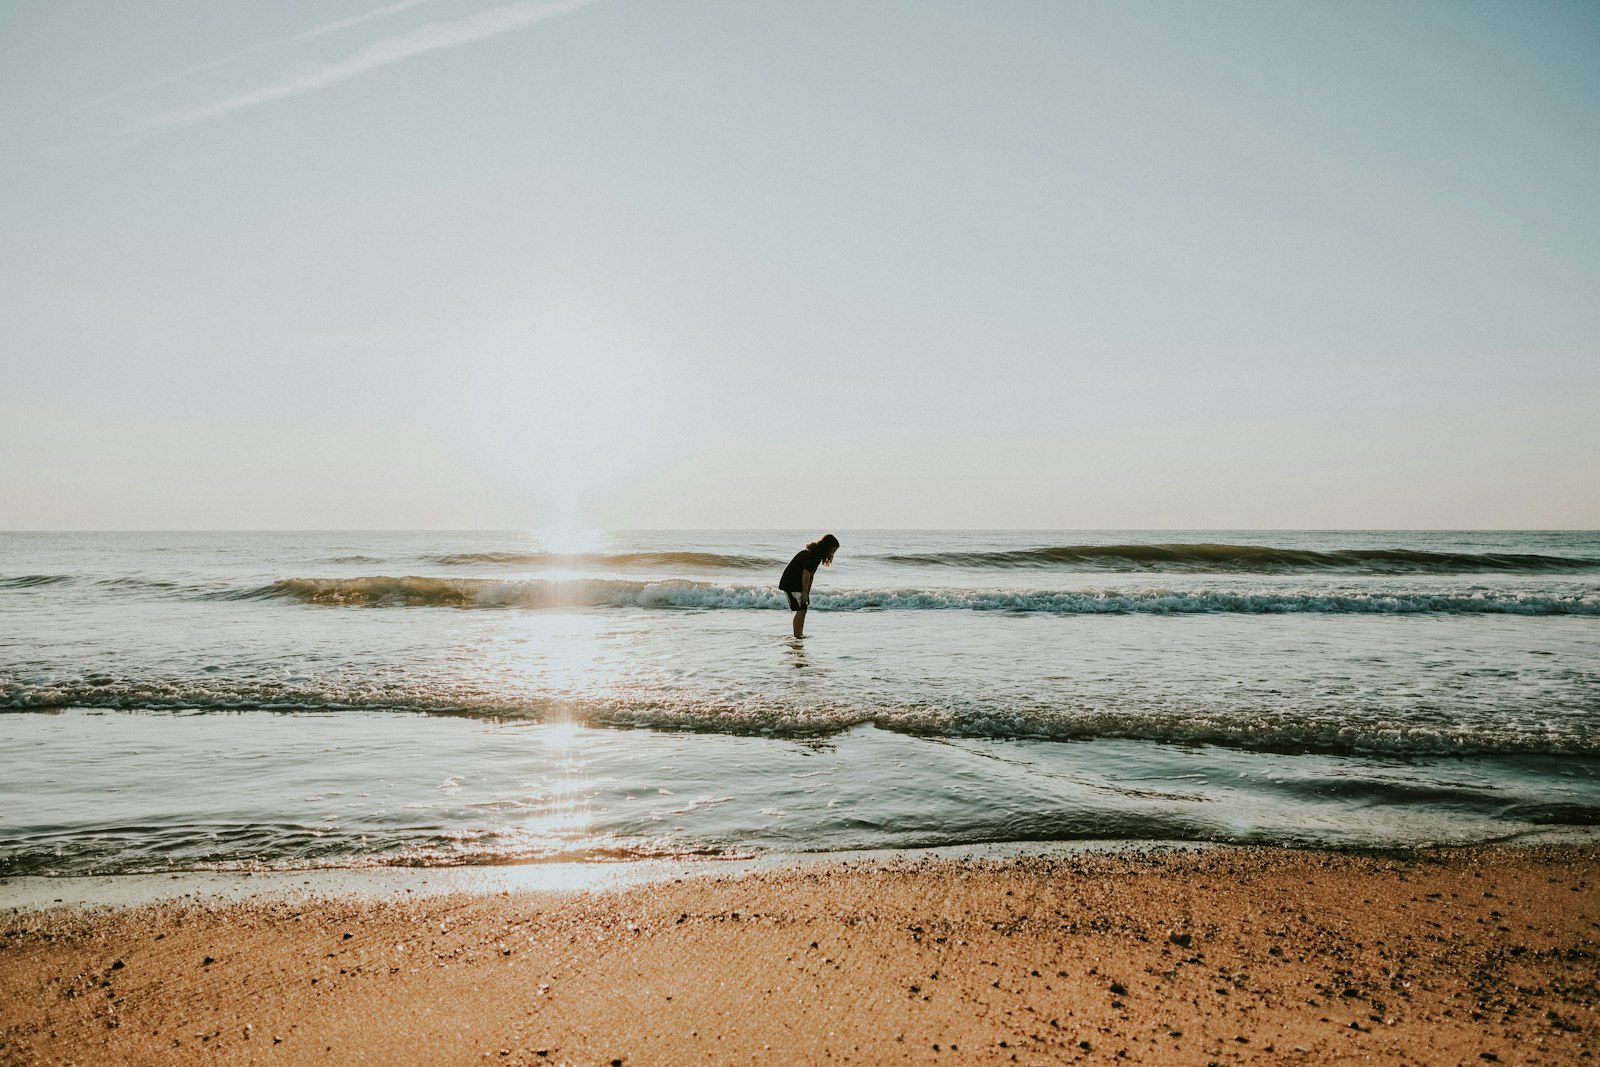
[792, 607, 806, 639]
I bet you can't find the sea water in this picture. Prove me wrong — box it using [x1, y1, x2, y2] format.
[2, 530, 1597, 878]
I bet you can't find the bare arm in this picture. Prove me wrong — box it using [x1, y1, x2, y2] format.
[801, 569, 814, 599]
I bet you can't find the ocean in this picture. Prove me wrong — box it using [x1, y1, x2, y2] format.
[2, 529, 1598, 879]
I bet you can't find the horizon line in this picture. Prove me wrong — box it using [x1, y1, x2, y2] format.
[2, 527, 1596, 535]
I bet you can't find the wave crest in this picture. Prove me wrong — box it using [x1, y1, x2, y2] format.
[880, 543, 1600, 574]
[1, 574, 75, 588]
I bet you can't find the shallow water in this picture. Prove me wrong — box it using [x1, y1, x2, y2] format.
[2, 530, 1598, 876]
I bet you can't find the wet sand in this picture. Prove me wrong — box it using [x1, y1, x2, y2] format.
[2, 845, 1597, 1065]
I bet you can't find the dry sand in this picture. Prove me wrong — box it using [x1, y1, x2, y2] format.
[2, 845, 1597, 1066]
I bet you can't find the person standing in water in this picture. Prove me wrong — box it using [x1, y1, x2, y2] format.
[779, 534, 839, 639]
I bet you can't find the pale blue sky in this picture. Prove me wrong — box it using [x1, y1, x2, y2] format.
[2, 0, 1597, 528]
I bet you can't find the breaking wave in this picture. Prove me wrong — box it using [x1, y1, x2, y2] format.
[2, 676, 1594, 757]
[880, 543, 1600, 574]
[238, 576, 1600, 615]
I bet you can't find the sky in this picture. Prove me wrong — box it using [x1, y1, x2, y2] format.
[1, 0, 1597, 529]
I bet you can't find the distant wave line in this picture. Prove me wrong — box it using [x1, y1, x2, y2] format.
[879, 543, 1600, 574]
[427, 550, 779, 569]
[0, 575, 76, 589]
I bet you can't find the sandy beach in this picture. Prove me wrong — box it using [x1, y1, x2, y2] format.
[3, 845, 1596, 1065]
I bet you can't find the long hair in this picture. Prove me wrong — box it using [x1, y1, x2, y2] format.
[807, 533, 840, 565]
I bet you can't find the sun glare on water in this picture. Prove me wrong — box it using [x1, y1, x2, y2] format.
[540, 719, 586, 750]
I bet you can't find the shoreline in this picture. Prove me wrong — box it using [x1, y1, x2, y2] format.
[0, 840, 1224, 913]
[3, 843, 1596, 1065]
[10, 831, 1600, 914]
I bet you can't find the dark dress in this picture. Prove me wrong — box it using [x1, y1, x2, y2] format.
[779, 546, 824, 610]
[779, 547, 823, 592]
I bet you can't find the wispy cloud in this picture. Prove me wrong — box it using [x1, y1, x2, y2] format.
[293, 0, 440, 43]
[53, 0, 439, 121]
[123, 0, 601, 137]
